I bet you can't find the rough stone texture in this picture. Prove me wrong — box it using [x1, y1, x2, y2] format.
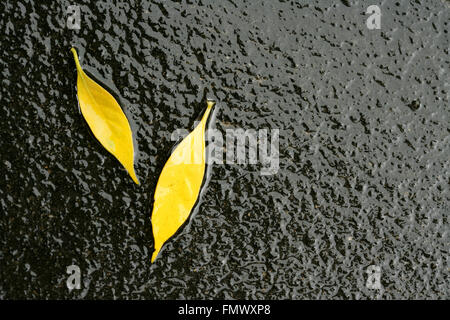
[0, 0, 448, 299]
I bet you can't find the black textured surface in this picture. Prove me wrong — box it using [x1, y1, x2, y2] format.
[0, 0, 449, 299]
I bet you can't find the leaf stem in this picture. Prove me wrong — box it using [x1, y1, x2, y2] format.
[70, 48, 82, 72]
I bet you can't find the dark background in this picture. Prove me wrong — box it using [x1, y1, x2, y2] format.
[0, 0, 448, 299]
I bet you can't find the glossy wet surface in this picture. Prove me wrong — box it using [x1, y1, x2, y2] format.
[1, 0, 449, 299]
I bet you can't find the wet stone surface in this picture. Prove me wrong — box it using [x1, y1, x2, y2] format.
[0, 0, 449, 299]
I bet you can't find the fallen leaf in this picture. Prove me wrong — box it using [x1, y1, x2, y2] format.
[151, 100, 215, 262]
[71, 48, 139, 184]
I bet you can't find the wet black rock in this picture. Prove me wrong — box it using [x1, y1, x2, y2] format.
[0, 0, 449, 299]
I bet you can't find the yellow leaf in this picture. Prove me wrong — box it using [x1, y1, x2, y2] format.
[71, 48, 139, 184]
[151, 100, 215, 262]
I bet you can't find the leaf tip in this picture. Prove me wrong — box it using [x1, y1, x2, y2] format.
[151, 249, 159, 263]
[126, 165, 140, 185]
[206, 99, 216, 109]
[70, 47, 82, 71]
[132, 174, 140, 185]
